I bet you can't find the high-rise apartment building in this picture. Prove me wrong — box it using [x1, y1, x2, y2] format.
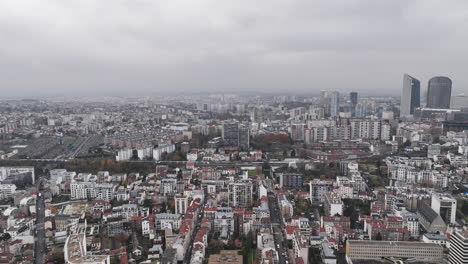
[228, 181, 253, 208]
[222, 120, 250, 148]
[400, 74, 420, 117]
[427, 76, 452, 109]
[175, 195, 188, 215]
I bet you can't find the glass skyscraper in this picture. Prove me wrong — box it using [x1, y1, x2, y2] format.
[400, 74, 420, 117]
[427, 76, 452, 109]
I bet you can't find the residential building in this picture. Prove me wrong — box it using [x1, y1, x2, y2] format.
[309, 179, 334, 202]
[175, 195, 188, 215]
[324, 192, 343, 216]
[228, 181, 253, 208]
[278, 173, 303, 188]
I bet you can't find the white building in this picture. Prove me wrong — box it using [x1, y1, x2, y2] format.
[175, 195, 188, 215]
[153, 144, 176, 161]
[324, 192, 343, 216]
[431, 194, 457, 225]
[448, 229, 468, 264]
[0, 184, 16, 199]
[70, 182, 116, 202]
[155, 213, 182, 231]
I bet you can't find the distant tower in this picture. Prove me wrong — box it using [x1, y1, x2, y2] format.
[400, 74, 420, 117]
[330, 91, 340, 116]
[427, 76, 452, 109]
[350, 92, 358, 116]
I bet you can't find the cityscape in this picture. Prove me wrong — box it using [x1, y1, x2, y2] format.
[1, 80, 468, 264]
[1, 1, 468, 264]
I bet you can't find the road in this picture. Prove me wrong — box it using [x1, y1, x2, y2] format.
[267, 190, 290, 264]
[69, 136, 92, 158]
[183, 194, 206, 263]
[34, 191, 46, 264]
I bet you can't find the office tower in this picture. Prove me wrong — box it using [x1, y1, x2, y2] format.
[400, 74, 420, 117]
[222, 120, 250, 148]
[330, 91, 340, 116]
[449, 229, 468, 264]
[350, 92, 358, 106]
[431, 194, 457, 225]
[426, 76, 452, 109]
[350, 92, 358, 116]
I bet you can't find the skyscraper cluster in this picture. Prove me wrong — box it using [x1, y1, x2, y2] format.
[400, 74, 452, 117]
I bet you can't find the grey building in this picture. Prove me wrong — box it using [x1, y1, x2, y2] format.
[417, 204, 447, 233]
[350, 92, 358, 117]
[400, 74, 420, 117]
[228, 180, 253, 208]
[278, 173, 303, 188]
[427, 76, 452, 109]
[222, 120, 250, 148]
[330, 91, 340, 117]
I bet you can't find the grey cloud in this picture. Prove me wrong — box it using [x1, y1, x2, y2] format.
[0, 0, 467, 96]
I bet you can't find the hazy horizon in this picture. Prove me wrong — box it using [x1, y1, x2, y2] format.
[1, 0, 468, 96]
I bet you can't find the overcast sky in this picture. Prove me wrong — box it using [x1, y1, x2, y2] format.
[1, 0, 467, 97]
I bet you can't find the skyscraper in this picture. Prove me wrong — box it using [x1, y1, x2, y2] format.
[350, 92, 358, 116]
[427, 76, 452, 109]
[400, 74, 420, 117]
[330, 91, 340, 116]
[222, 120, 250, 148]
[350, 92, 358, 106]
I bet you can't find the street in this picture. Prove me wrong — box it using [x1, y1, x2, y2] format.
[268, 191, 290, 264]
[183, 195, 206, 263]
[34, 192, 46, 264]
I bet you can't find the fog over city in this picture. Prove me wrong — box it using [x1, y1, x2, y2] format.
[1, 0, 468, 96]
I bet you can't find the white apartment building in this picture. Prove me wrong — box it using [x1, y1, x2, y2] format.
[155, 213, 182, 231]
[70, 182, 116, 202]
[175, 195, 188, 215]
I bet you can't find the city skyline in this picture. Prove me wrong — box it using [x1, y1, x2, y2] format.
[1, 0, 468, 96]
